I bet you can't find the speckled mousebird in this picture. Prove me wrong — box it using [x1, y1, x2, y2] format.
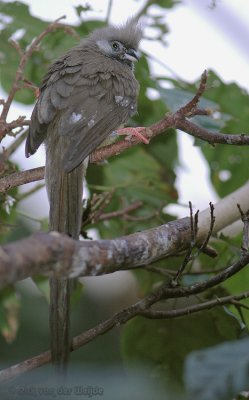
[25, 17, 143, 370]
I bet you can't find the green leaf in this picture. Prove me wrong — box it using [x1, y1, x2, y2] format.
[184, 338, 249, 400]
[158, 86, 230, 131]
[32, 276, 50, 302]
[33, 276, 83, 305]
[74, 4, 92, 17]
[158, 87, 216, 113]
[223, 261, 249, 327]
[0, 286, 20, 343]
[155, 0, 181, 9]
[121, 307, 241, 395]
[200, 71, 249, 197]
[0, 163, 21, 244]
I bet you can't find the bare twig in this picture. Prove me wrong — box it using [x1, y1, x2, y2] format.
[145, 265, 175, 278]
[81, 191, 114, 231]
[0, 167, 44, 193]
[197, 244, 218, 258]
[175, 118, 249, 146]
[17, 183, 44, 201]
[4, 130, 28, 158]
[196, 202, 216, 255]
[0, 117, 30, 138]
[140, 290, 249, 319]
[99, 201, 143, 221]
[172, 202, 216, 286]
[178, 70, 208, 115]
[146, 265, 229, 277]
[171, 202, 198, 285]
[231, 299, 249, 311]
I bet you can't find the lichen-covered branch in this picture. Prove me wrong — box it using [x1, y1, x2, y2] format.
[0, 218, 191, 287]
[1, 181, 249, 288]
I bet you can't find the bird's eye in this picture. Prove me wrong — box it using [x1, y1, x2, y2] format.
[112, 41, 119, 51]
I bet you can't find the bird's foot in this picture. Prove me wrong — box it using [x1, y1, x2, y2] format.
[117, 127, 150, 144]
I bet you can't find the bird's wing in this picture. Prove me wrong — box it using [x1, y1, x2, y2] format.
[59, 89, 137, 172]
[26, 50, 138, 172]
[25, 53, 83, 156]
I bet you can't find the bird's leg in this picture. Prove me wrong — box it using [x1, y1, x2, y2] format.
[117, 127, 150, 144]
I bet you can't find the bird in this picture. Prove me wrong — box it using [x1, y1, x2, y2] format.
[25, 17, 143, 371]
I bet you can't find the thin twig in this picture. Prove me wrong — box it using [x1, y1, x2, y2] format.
[81, 191, 114, 229]
[196, 244, 218, 258]
[140, 291, 249, 319]
[98, 201, 143, 221]
[178, 70, 208, 115]
[0, 117, 30, 138]
[146, 265, 229, 277]
[4, 130, 28, 158]
[231, 299, 249, 311]
[17, 183, 45, 201]
[195, 202, 215, 255]
[0, 167, 44, 193]
[173, 202, 216, 284]
[172, 202, 198, 285]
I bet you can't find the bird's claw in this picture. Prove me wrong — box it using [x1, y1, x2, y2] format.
[117, 127, 149, 144]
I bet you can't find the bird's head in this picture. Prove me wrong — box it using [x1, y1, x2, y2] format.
[88, 18, 143, 68]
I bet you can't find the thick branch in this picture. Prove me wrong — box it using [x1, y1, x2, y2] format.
[0, 219, 191, 287]
[1, 181, 249, 287]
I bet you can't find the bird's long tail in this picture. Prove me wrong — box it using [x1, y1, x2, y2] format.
[45, 131, 86, 371]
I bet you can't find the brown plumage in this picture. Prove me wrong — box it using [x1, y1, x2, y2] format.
[26, 18, 142, 171]
[25, 17, 142, 371]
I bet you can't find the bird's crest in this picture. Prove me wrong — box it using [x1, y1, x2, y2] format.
[89, 17, 143, 49]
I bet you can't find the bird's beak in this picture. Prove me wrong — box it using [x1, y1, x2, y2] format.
[124, 48, 140, 62]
